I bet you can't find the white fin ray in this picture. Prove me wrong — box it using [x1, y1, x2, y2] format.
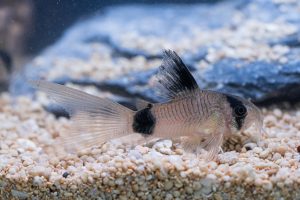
[29, 80, 134, 151]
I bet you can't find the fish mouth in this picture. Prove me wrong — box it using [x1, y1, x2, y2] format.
[242, 121, 265, 142]
[253, 126, 264, 141]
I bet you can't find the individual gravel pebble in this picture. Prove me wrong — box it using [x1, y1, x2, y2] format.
[1, 93, 300, 199]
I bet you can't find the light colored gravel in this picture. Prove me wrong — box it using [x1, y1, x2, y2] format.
[1, 93, 300, 199]
[33, 44, 161, 82]
[120, 20, 295, 63]
[42, 20, 294, 81]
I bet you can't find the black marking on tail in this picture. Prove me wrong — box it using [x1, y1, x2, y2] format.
[132, 105, 156, 135]
[226, 95, 247, 130]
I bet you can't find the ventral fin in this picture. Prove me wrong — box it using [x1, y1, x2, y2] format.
[154, 50, 199, 101]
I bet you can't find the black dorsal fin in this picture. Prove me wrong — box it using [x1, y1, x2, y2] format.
[154, 50, 199, 100]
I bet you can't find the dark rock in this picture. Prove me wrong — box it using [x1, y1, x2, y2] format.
[202, 59, 300, 105]
[270, 32, 300, 48]
[98, 57, 300, 105]
[11, 0, 300, 111]
[62, 172, 69, 178]
[0, 49, 12, 92]
[0, 50, 12, 73]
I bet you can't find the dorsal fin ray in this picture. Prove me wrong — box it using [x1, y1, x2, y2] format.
[135, 98, 152, 110]
[154, 50, 199, 100]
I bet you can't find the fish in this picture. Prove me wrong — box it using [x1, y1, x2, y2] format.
[29, 50, 264, 160]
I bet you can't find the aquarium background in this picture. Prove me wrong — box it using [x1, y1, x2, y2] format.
[1, 0, 300, 105]
[1, 0, 300, 199]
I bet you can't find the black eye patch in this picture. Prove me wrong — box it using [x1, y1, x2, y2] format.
[234, 105, 247, 117]
[226, 95, 247, 130]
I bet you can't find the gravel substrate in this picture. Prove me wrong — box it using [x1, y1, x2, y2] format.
[1, 93, 300, 199]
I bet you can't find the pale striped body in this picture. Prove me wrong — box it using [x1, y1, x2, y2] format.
[152, 90, 231, 139]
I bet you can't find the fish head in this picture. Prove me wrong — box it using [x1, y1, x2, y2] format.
[226, 94, 265, 141]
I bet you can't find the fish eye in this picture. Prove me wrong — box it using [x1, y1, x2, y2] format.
[234, 105, 247, 117]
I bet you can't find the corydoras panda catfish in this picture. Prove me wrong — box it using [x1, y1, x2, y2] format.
[29, 50, 264, 160]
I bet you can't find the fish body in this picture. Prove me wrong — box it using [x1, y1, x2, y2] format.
[140, 90, 226, 137]
[30, 50, 264, 160]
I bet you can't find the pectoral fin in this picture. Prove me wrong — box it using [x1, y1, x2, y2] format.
[181, 112, 227, 160]
[201, 133, 223, 160]
[181, 133, 223, 160]
[181, 135, 206, 154]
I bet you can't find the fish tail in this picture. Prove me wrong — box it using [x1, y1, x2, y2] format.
[29, 80, 136, 151]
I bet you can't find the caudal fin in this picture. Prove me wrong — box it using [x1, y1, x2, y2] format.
[29, 80, 135, 150]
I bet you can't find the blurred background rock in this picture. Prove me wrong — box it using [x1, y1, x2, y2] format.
[0, 0, 33, 91]
[0, 0, 217, 92]
[1, 0, 300, 108]
[0, 0, 33, 65]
